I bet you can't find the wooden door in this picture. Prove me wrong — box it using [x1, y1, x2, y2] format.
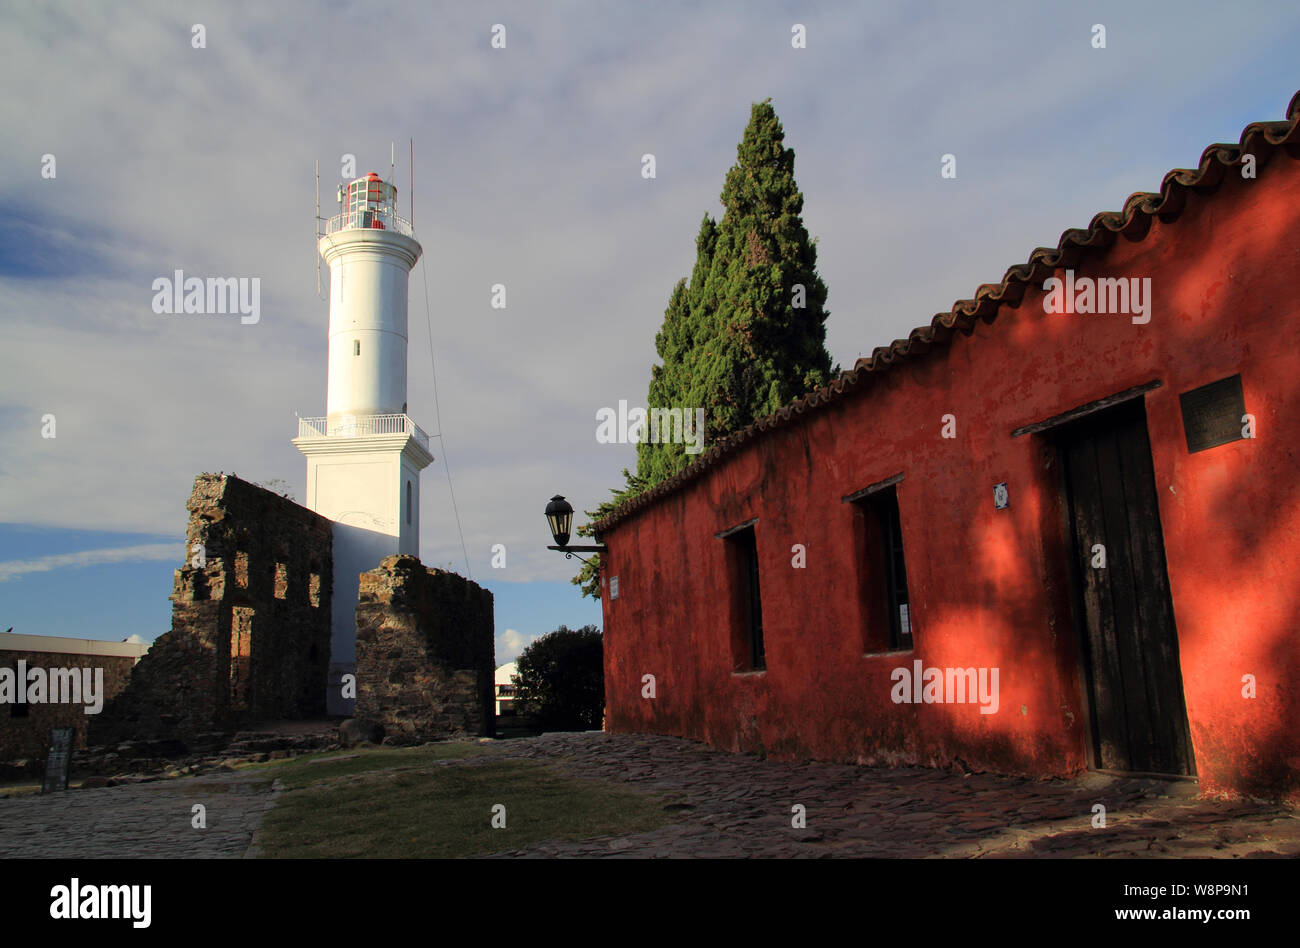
[1058, 398, 1196, 776]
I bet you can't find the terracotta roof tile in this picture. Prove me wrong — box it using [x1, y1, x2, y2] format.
[593, 91, 1300, 535]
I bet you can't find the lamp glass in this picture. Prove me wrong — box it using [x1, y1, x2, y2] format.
[545, 495, 573, 547]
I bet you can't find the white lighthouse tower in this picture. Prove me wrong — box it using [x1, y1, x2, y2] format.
[292, 171, 434, 714]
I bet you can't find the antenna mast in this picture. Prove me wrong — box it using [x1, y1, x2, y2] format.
[315, 160, 322, 298]
[409, 138, 414, 226]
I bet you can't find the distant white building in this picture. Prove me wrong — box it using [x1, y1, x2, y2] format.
[494, 662, 519, 716]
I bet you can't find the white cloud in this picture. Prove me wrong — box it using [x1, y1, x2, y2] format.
[0, 543, 182, 582]
[498, 628, 539, 664]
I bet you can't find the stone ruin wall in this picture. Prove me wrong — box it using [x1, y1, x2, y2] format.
[354, 555, 496, 743]
[91, 474, 333, 745]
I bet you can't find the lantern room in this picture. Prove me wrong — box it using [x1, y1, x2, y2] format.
[331, 172, 400, 232]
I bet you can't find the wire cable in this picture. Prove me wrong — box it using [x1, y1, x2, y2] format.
[418, 251, 473, 579]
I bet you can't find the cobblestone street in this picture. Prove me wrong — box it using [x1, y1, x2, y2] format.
[0, 772, 275, 859]
[1, 732, 1296, 859]
[483, 733, 1300, 858]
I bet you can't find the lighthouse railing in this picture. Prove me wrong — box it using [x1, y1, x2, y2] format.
[297, 414, 429, 451]
[323, 208, 415, 238]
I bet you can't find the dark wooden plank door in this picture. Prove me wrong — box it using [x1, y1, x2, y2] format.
[1059, 399, 1196, 776]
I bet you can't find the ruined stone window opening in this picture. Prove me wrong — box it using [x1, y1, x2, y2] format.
[188, 567, 210, 601]
[88, 475, 336, 744]
[230, 606, 254, 712]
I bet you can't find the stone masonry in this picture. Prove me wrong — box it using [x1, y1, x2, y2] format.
[91, 474, 333, 745]
[354, 555, 495, 742]
[1, 649, 137, 760]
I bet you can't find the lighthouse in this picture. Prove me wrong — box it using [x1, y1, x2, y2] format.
[292, 171, 434, 714]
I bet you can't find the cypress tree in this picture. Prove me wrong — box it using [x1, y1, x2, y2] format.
[574, 99, 835, 599]
[690, 98, 834, 439]
[640, 99, 833, 486]
[637, 213, 717, 485]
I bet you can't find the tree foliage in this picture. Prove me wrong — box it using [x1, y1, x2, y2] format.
[571, 469, 644, 600]
[574, 99, 836, 597]
[513, 624, 604, 731]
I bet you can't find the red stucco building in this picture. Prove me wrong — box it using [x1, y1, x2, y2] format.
[594, 91, 1300, 803]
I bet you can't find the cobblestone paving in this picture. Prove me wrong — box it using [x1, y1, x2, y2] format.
[479, 732, 1300, 859]
[2, 732, 1296, 858]
[0, 772, 276, 859]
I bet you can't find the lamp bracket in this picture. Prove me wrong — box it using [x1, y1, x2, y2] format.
[546, 544, 608, 567]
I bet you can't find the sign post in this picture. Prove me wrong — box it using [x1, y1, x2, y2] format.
[42, 727, 74, 793]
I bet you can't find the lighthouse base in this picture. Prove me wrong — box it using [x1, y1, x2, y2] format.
[292, 429, 435, 715]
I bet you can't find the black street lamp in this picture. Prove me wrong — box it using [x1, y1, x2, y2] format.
[544, 495, 573, 546]
[545, 494, 608, 565]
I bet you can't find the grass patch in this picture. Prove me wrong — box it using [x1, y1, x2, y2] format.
[0, 783, 42, 797]
[257, 753, 670, 858]
[235, 742, 488, 790]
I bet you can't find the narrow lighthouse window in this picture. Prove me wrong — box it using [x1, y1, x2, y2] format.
[406, 481, 412, 525]
[354, 340, 360, 356]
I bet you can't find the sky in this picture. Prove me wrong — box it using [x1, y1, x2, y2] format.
[1, 1, 1297, 665]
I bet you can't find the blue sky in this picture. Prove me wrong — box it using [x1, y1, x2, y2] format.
[1, 1, 1297, 664]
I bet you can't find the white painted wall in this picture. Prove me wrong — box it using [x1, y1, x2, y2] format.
[399, 455, 421, 555]
[324, 520, 400, 716]
[319, 230, 422, 425]
[312, 454, 400, 537]
[299, 438, 430, 548]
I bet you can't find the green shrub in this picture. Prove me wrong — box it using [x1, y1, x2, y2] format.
[514, 625, 603, 731]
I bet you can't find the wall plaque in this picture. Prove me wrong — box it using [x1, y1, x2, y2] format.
[1179, 374, 1245, 453]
